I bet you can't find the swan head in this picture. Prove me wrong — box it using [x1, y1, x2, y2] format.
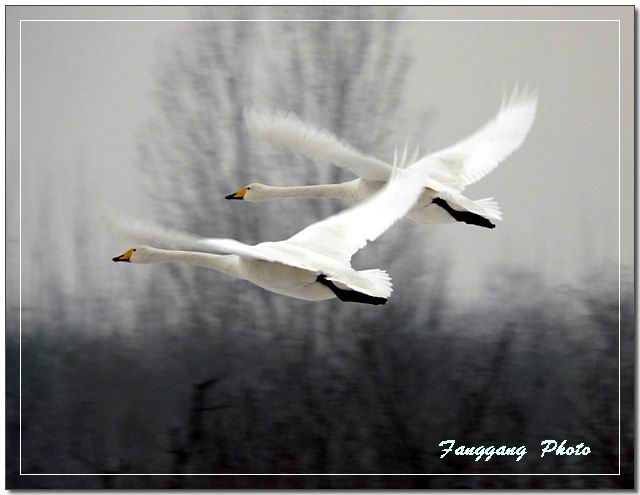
[112, 245, 157, 264]
[225, 183, 267, 202]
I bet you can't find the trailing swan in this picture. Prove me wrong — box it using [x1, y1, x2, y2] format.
[227, 88, 537, 229]
[111, 168, 425, 305]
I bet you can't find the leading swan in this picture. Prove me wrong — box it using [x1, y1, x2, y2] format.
[112, 168, 425, 305]
[227, 88, 537, 229]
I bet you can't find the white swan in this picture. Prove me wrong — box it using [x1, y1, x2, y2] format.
[111, 168, 426, 305]
[226, 88, 537, 229]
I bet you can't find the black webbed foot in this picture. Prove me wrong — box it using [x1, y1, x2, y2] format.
[316, 275, 387, 306]
[432, 198, 495, 229]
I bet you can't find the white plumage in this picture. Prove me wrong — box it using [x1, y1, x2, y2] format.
[233, 87, 537, 229]
[245, 107, 458, 193]
[410, 88, 538, 191]
[245, 107, 394, 182]
[111, 167, 426, 304]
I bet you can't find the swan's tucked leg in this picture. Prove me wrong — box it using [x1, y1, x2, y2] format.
[316, 275, 387, 306]
[431, 198, 496, 229]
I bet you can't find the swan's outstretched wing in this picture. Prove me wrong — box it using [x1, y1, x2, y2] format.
[285, 167, 424, 265]
[245, 108, 393, 181]
[410, 88, 538, 191]
[246, 107, 495, 194]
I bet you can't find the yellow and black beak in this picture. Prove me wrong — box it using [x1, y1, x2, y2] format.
[225, 187, 248, 200]
[112, 248, 134, 263]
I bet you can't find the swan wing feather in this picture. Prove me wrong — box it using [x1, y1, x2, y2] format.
[245, 107, 393, 181]
[285, 167, 424, 265]
[410, 87, 537, 191]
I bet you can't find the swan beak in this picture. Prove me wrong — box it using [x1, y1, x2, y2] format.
[112, 248, 134, 263]
[225, 187, 248, 200]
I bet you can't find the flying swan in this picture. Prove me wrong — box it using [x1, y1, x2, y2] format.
[226, 88, 537, 229]
[112, 168, 426, 305]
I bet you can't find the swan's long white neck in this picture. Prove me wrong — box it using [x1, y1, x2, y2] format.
[140, 248, 242, 278]
[257, 181, 357, 201]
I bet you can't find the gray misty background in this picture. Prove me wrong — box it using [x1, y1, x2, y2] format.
[7, 6, 633, 489]
[18, 13, 627, 306]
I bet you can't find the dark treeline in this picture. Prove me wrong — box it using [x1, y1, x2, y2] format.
[7, 266, 633, 488]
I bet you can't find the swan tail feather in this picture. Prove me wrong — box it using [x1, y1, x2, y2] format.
[325, 268, 393, 299]
[358, 269, 393, 298]
[474, 197, 503, 221]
